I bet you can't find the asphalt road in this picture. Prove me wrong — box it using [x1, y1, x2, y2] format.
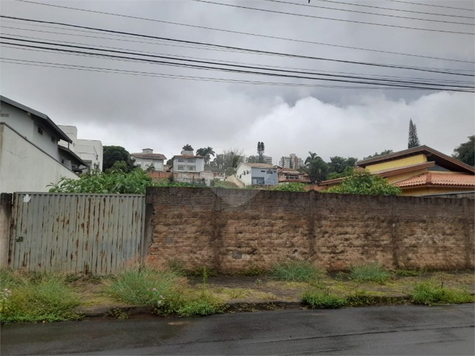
[2, 304, 474, 355]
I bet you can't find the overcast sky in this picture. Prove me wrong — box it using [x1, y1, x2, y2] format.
[1, 0, 474, 163]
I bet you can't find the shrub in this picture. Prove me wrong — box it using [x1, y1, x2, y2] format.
[271, 261, 325, 283]
[325, 170, 401, 196]
[411, 281, 474, 305]
[302, 289, 345, 309]
[0, 270, 81, 323]
[349, 263, 391, 283]
[272, 183, 307, 192]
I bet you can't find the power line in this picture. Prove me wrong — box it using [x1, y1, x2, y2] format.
[13, 0, 473, 64]
[1, 16, 472, 78]
[4, 35, 472, 89]
[315, 0, 474, 20]
[385, 0, 475, 12]
[192, 0, 474, 35]
[1, 57, 422, 90]
[4, 32, 472, 86]
[263, 0, 473, 26]
[2, 40, 472, 92]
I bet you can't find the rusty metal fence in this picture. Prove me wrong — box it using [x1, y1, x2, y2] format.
[9, 193, 145, 274]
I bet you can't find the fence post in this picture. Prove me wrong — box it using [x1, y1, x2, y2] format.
[0, 193, 13, 268]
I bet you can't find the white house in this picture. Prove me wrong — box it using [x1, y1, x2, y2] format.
[59, 125, 103, 172]
[171, 150, 205, 173]
[130, 148, 166, 172]
[0, 95, 85, 193]
[236, 162, 278, 186]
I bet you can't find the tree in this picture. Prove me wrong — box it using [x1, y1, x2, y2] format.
[305, 152, 328, 183]
[222, 148, 244, 175]
[408, 119, 420, 148]
[103, 146, 135, 172]
[257, 142, 265, 163]
[182, 144, 193, 151]
[325, 170, 401, 195]
[327, 156, 358, 179]
[363, 149, 393, 160]
[196, 146, 215, 165]
[453, 135, 474, 166]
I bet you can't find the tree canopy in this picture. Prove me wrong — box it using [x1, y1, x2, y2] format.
[304, 152, 328, 183]
[325, 170, 401, 196]
[363, 149, 393, 160]
[182, 144, 193, 151]
[196, 146, 215, 165]
[453, 135, 474, 166]
[103, 146, 135, 172]
[408, 119, 420, 148]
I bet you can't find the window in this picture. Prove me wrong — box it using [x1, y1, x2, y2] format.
[187, 158, 196, 163]
[178, 158, 185, 162]
[37, 127, 43, 135]
[187, 165, 196, 171]
[51, 135, 55, 142]
[177, 165, 185, 170]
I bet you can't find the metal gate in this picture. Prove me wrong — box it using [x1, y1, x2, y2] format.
[9, 193, 145, 274]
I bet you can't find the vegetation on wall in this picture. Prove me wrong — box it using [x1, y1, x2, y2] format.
[325, 170, 401, 196]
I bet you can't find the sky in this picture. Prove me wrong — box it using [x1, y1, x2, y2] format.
[1, 0, 474, 163]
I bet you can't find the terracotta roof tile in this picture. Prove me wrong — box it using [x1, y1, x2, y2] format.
[395, 173, 475, 187]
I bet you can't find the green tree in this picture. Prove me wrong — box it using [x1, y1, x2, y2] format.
[196, 147, 215, 165]
[182, 144, 193, 152]
[305, 152, 328, 183]
[222, 148, 244, 175]
[103, 146, 135, 172]
[325, 170, 401, 195]
[408, 119, 420, 148]
[453, 135, 474, 166]
[363, 149, 393, 160]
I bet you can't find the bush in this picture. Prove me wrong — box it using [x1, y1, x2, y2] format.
[349, 263, 391, 283]
[271, 261, 325, 282]
[0, 270, 81, 323]
[272, 183, 307, 192]
[302, 289, 345, 309]
[411, 281, 474, 305]
[325, 170, 401, 196]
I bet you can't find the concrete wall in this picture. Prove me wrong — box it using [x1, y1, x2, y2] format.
[145, 187, 474, 272]
[0, 124, 78, 193]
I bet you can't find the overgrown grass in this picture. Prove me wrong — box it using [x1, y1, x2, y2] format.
[302, 289, 346, 309]
[271, 261, 325, 283]
[103, 268, 225, 316]
[0, 269, 81, 323]
[349, 263, 391, 283]
[411, 281, 474, 305]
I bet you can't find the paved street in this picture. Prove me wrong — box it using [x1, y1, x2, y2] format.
[2, 304, 474, 355]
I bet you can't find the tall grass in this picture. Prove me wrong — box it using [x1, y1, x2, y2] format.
[271, 261, 325, 283]
[411, 281, 474, 305]
[103, 268, 225, 316]
[302, 289, 345, 309]
[0, 269, 81, 323]
[349, 263, 391, 283]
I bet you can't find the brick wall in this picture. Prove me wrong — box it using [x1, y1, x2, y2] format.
[145, 187, 474, 272]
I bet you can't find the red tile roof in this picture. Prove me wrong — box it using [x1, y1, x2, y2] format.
[395, 173, 475, 188]
[131, 153, 167, 160]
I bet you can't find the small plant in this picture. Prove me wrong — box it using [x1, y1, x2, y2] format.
[411, 281, 474, 305]
[302, 289, 346, 309]
[271, 261, 325, 283]
[349, 263, 391, 283]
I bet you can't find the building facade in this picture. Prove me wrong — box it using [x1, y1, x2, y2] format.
[131, 148, 166, 172]
[236, 162, 278, 186]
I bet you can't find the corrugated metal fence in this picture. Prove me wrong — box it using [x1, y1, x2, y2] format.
[9, 193, 145, 274]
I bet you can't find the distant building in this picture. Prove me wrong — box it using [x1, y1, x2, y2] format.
[278, 168, 310, 184]
[171, 149, 205, 173]
[280, 153, 303, 169]
[59, 125, 103, 172]
[131, 148, 166, 172]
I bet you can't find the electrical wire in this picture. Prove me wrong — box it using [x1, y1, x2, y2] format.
[192, 0, 474, 35]
[385, 0, 475, 12]
[1, 15, 472, 77]
[11, 1, 473, 64]
[263, 0, 473, 26]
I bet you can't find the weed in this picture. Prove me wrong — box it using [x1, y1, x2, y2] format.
[0, 270, 81, 323]
[302, 289, 346, 309]
[157, 289, 225, 316]
[411, 281, 474, 305]
[106, 308, 129, 319]
[271, 261, 325, 283]
[349, 263, 391, 283]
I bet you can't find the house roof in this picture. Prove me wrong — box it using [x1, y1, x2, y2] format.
[394, 172, 475, 188]
[0, 95, 72, 143]
[358, 145, 474, 174]
[172, 155, 204, 159]
[58, 145, 88, 168]
[131, 152, 167, 160]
